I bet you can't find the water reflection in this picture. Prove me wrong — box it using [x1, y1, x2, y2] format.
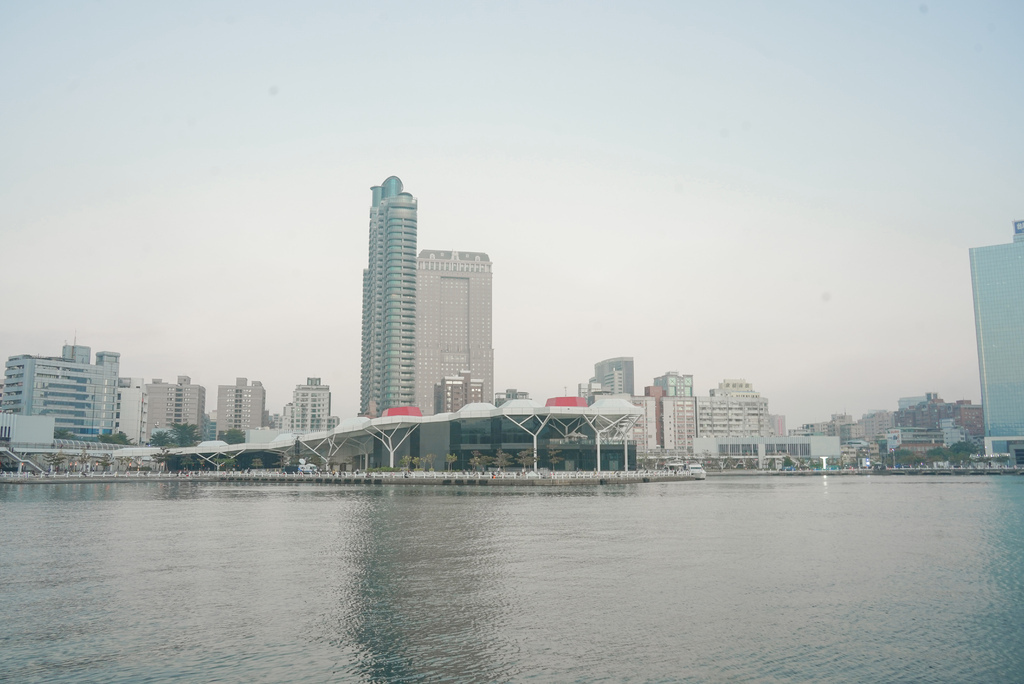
[318, 487, 524, 682]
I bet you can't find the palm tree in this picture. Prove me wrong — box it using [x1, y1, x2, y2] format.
[170, 423, 200, 448]
[150, 431, 174, 447]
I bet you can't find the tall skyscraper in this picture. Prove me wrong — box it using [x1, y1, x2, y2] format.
[970, 221, 1024, 462]
[1, 344, 120, 437]
[415, 249, 494, 414]
[361, 176, 417, 416]
[593, 357, 634, 396]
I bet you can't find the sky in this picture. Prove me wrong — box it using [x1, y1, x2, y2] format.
[2, 0, 1022, 427]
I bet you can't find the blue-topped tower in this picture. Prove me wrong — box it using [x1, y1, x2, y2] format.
[970, 220, 1024, 462]
[360, 177, 418, 417]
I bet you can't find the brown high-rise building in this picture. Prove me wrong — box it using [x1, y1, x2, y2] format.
[415, 249, 493, 414]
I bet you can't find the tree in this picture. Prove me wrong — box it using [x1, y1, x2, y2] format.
[893, 448, 916, 466]
[399, 455, 412, 471]
[150, 431, 174, 447]
[926, 447, 953, 464]
[516, 449, 537, 472]
[469, 451, 492, 472]
[171, 423, 200, 448]
[219, 429, 246, 445]
[445, 453, 458, 471]
[494, 449, 512, 471]
[53, 428, 75, 441]
[213, 456, 236, 471]
[546, 449, 564, 471]
[410, 456, 423, 470]
[115, 455, 134, 472]
[153, 449, 172, 472]
[251, 458, 264, 469]
[180, 454, 195, 471]
[98, 432, 133, 445]
[44, 452, 67, 472]
[96, 455, 113, 472]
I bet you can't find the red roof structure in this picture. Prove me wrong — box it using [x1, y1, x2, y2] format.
[545, 397, 588, 408]
[382, 406, 423, 417]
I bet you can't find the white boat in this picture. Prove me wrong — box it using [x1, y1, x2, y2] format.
[666, 462, 707, 480]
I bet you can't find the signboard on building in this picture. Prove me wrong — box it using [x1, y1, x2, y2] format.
[1015, 220, 1024, 235]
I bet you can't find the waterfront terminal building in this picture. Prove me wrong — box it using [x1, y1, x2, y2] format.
[137, 397, 643, 473]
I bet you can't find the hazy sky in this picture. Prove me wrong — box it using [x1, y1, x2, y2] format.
[3, 1, 1022, 427]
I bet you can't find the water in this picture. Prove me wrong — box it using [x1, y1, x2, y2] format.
[1, 476, 1022, 683]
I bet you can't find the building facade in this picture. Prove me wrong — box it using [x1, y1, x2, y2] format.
[696, 379, 772, 438]
[592, 357, 634, 396]
[114, 377, 148, 444]
[146, 376, 206, 440]
[360, 176, 418, 417]
[971, 223, 1024, 461]
[654, 371, 693, 397]
[415, 249, 494, 414]
[216, 378, 266, 434]
[434, 370, 484, 414]
[2, 345, 120, 437]
[283, 377, 338, 433]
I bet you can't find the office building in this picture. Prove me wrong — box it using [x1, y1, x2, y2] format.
[284, 377, 338, 433]
[971, 221, 1024, 461]
[2, 344, 120, 437]
[146, 376, 206, 440]
[360, 176, 418, 416]
[114, 377, 147, 444]
[592, 357, 634, 396]
[494, 389, 530, 407]
[216, 378, 266, 434]
[654, 371, 693, 397]
[415, 249, 494, 414]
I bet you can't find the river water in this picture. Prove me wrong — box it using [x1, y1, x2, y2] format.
[1, 476, 1022, 683]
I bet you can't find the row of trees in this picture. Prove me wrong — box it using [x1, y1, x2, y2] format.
[394, 449, 565, 472]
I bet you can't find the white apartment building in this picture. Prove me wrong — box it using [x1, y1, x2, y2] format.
[663, 396, 698, 453]
[629, 394, 659, 452]
[114, 377, 147, 444]
[283, 377, 338, 433]
[696, 379, 772, 438]
[145, 376, 206, 441]
[216, 378, 266, 434]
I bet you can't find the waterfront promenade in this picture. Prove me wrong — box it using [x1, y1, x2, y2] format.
[3, 467, 1021, 486]
[0, 470, 702, 486]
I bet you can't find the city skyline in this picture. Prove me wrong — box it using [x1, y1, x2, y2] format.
[3, 3, 1023, 426]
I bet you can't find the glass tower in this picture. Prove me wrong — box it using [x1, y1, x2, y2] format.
[360, 177, 417, 416]
[970, 221, 1024, 461]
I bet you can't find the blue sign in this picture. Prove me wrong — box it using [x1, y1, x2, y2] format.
[1016, 220, 1024, 234]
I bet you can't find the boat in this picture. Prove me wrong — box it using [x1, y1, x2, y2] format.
[666, 461, 707, 480]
